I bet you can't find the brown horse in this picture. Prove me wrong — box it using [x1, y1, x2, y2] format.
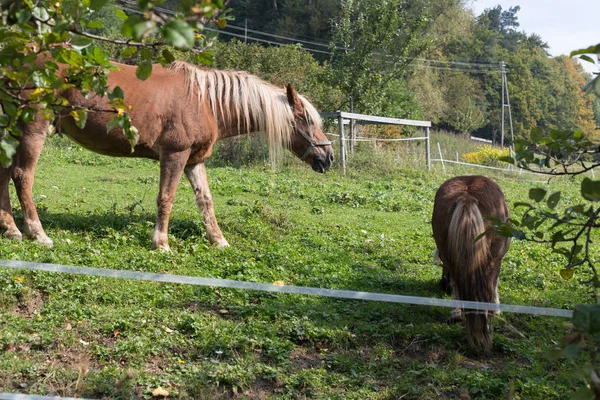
[0, 55, 334, 250]
[432, 175, 511, 352]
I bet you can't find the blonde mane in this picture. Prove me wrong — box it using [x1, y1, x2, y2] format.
[168, 61, 322, 162]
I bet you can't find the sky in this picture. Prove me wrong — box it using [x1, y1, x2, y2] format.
[468, 0, 599, 75]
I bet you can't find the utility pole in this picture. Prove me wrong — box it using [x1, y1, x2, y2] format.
[500, 61, 514, 149]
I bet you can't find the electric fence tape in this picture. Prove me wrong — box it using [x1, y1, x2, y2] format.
[0, 394, 94, 400]
[0, 259, 573, 318]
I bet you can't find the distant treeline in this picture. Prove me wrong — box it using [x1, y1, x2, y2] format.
[110, 1, 600, 142]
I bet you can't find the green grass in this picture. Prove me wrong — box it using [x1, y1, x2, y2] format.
[0, 135, 595, 399]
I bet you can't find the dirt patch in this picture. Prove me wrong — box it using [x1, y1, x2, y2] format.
[144, 355, 170, 375]
[12, 289, 44, 319]
[289, 348, 323, 369]
[233, 378, 280, 399]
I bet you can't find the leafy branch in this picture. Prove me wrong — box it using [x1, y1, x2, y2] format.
[495, 41, 600, 400]
[0, 0, 228, 166]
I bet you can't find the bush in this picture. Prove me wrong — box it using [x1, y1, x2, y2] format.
[461, 145, 509, 167]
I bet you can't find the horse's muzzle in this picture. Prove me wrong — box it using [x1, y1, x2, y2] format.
[312, 151, 334, 173]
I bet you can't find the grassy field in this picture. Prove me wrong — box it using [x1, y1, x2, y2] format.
[0, 135, 595, 399]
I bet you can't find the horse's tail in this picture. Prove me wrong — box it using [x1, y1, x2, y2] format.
[447, 195, 493, 352]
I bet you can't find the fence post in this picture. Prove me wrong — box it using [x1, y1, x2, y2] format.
[426, 127, 431, 171]
[338, 111, 346, 174]
[437, 142, 445, 173]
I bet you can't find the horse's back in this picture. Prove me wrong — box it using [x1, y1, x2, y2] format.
[433, 176, 509, 237]
[432, 175, 511, 275]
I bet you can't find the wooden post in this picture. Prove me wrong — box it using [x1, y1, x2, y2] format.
[338, 111, 346, 174]
[426, 127, 431, 171]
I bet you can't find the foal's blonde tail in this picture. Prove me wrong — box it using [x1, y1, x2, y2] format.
[447, 195, 493, 352]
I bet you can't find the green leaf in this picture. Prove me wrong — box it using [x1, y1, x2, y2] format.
[529, 188, 547, 202]
[563, 343, 582, 359]
[32, 7, 51, 34]
[69, 34, 93, 50]
[573, 304, 592, 334]
[581, 178, 600, 202]
[162, 49, 175, 64]
[570, 44, 600, 57]
[2, 101, 17, 117]
[109, 86, 125, 100]
[573, 130, 584, 141]
[69, 109, 88, 129]
[120, 47, 137, 59]
[86, 20, 104, 29]
[21, 107, 37, 124]
[530, 126, 543, 142]
[39, 108, 55, 122]
[107, 115, 120, 132]
[578, 55, 595, 64]
[90, 0, 109, 10]
[133, 20, 155, 41]
[569, 386, 595, 400]
[590, 305, 600, 334]
[114, 9, 128, 21]
[498, 156, 514, 164]
[136, 61, 152, 81]
[0, 135, 19, 168]
[551, 231, 565, 246]
[559, 269, 573, 280]
[162, 19, 195, 50]
[547, 191, 561, 209]
[587, 76, 600, 97]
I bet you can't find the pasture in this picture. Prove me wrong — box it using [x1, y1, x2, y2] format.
[0, 136, 593, 399]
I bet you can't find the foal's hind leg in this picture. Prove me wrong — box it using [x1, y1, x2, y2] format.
[184, 162, 229, 249]
[12, 126, 53, 246]
[0, 165, 23, 240]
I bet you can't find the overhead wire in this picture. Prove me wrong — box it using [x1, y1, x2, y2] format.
[115, 0, 503, 74]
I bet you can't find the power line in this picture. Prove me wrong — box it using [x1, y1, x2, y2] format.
[115, 1, 503, 73]
[223, 22, 333, 49]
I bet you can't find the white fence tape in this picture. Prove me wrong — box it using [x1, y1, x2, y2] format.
[0, 394, 93, 400]
[0, 259, 573, 318]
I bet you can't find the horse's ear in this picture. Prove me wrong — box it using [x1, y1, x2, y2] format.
[286, 84, 303, 110]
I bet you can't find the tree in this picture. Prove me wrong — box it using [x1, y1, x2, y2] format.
[326, 0, 440, 115]
[0, 0, 228, 166]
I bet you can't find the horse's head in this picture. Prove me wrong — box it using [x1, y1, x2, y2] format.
[286, 85, 334, 173]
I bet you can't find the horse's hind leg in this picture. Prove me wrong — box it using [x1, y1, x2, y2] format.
[12, 124, 53, 247]
[184, 162, 229, 249]
[0, 165, 23, 240]
[152, 150, 191, 250]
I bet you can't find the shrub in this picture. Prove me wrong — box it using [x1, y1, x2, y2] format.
[461, 145, 509, 167]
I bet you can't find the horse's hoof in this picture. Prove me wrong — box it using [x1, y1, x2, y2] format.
[3, 229, 23, 241]
[214, 238, 229, 249]
[447, 308, 463, 324]
[36, 235, 54, 247]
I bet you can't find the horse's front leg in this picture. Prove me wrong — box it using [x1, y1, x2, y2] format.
[184, 162, 229, 249]
[0, 165, 23, 240]
[12, 125, 52, 246]
[152, 150, 190, 250]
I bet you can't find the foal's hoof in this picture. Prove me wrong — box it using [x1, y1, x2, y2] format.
[3, 229, 23, 241]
